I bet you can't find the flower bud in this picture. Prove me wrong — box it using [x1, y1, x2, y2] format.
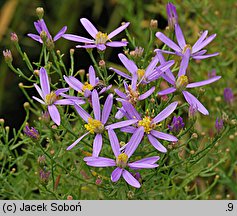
[223, 88, 234, 104]
[215, 118, 223, 133]
[36, 7, 44, 19]
[150, 19, 158, 29]
[10, 32, 19, 43]
[3, 50, 13, 64]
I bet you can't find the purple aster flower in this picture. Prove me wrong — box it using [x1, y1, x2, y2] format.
[33, 67, 81, 126]
[110, 53, 174, 85]
[157, 59, 221, 115]
[168, 116, 185, 133]
[24, 125, 40, 140]
[64, 65, 111, 98]
[84, 128, 160, 188]
[28, 19, 67, 43]
[155, 24, 219, 63]
[223, 88, 234, 104]
[62, 18, 129, 51]
[166, 2, 178, 29]
[66, 90, 138, 156]
[215, 118, 223, 133]
[39, 168, 50, 183]
[113, 100, 178, 153]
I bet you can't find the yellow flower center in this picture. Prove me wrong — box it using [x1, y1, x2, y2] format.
[95, 31, 108, 44]
[138, 116, 154, 134]
[84, 118, 104, 134]
[45, 91, 57, 105]
[182, 44, 192, 54]
[116, 153, 128, 168]
[176, 75, 189, 90]
[137, 69, 145, 80]
[82, 82, 94, 91]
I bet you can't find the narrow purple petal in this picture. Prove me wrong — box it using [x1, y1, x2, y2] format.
[150, 130, 178, 141]
[131, 156, 160, 164]
[178, 48, 191, 77]
[101, 94, 113, 124]
[54, 99, 74, 105]
[128, 163, 158, 169]
[53, 26, 67, 41]
[55, 88, 69, 96]
[74, 104, 91, 122]
[125, 127, 144, 158]
[62, 34, 95, 43]
[115, 109, 125, 119]
[105, 119, 138, 130]
[109, 67, 132, 80]
[182, 91, 209, 115]
[192, 49, 207, 57]
[85, 157, 116, 167]
[187, 76, 221, 88]
[40, 67, 50, 97]
[158, 87, 176, 96]
[138, 87, 155, 100]
[48, 104, 60, 126]
[155, 32, 181, 52]
[175, 24, 186, 49]
[34, 84, 43, 100]
[27, 34, 43, 43]
[192, 52, 219, 60]
[39, 19, 51, 39]
[34, 21, 42, 34]
[108, 129, 120, 157]
[80, 18, 98, 38]
[192, 33, 216, 53]
[67, 132, 89, 150]
[152, 101, 178, 124]
[121, 100, 142, 120]
[76, 44, 97, 49]
[192, 30, 208, 53]
[131, 73, 138, 90]
[96, 44, 106, 51]
[84, 90, 92, 98]
[92, 133, 103, 157]
[147, 134, 167, 153]
[111, 167, 123, 182]
[155, 48, 176, 55]
[144, 56, 159, 77]
[32, 96, 45, 105]
[99, 85, 111, 95]
[89, 66, 96, 86]
[120, 126, 136, 133]
[118, 53, 138, 74]
[92, 90, 101, 121]
[122, 170, 141, 188]
[64, 75, 83, 91]
[114, 89, 127, 99]
[106, 41, 128, 47]
[108, 22, 130, 39]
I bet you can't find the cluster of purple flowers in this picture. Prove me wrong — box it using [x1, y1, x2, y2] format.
[26, 3, 221, 188]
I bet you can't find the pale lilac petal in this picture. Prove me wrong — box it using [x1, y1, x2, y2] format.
[115, 109, 125, 119]
[101, 94, 113, 124]
[67, 132, 89, 150]
[84, 90, 92, 98]
[53, 26, 67, 41]
[76, 44, 97, 49]
[108, 22, 130, 39]
[109, 67, 132, 80]
[145, 56, 159, 77]
[96, 44, 106, 51]
[155, 49, 176, 55]
[128, 163, 158, 169]
[40, 67, 50, 97]
[32, 96, 45, 105]
[125, 127, 144, 158]
[155, 32, 181, 52]
[192, 52, 219, 60]
[131, 156, 160, 164]
[114, 89, 127, 99]
[187, 76, 221, 88]
[122, 169, 141, 188]
[92, 90, 101, 121]
[39, 19, 51, 38]
[85, 157, 116, 167]
[175, 24, 186, 49]
[158, 87, 176, 96]
[54, 99, 74, 105]
[55, 88, 69, 96]
[34, 84, 43, 100]
[80, 18, 98, 38]
[106, 41, 128, 47]
[118, 53, 138, 74]
[152, 101, 178, 124]
[131, 73, 138, 90]
[64, 75, 83, 91]
[192, 33, 216, 53]
[89, 66, 96, 86]
[111, 167, 123, 182]
[99, 85, 111, 95]
[138, 87, 155, 100]
[61, 94, 85, 104]
[192, 49, 207, 56]
[161, 73, 176, 85]
[147, 134, 167, 153]
[92, 134, 103, 157]
[178, 48, 191, 77]
[106, 119, 138, 130]
[34, 21, 41, 34]
[108, 129, 120, 157]
[192, 30, 208, 53]
[74, 104, 91, 122]
[62, 34, 95, 43]
[182, 91, 209, 115]
[120, 126, 136, 133]
[48, 104, 60, 126]
[121, 100, 142, 120]
[150, 130, 178, 141]
[27, 33, 42, 43]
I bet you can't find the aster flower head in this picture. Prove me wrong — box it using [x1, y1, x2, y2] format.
[166, 2, 178, 29]
[157, 58, 221, 115]
[215, 118, 224, 134]
[168, 116, 185, 133]
[66, 90, 138, 156]
[64, 66, 111, 98]
[62, 18, 129, 51]
[84, 128, 160, 188]
[116, 100, 179, 153]
[223, 88, 234, 104]
[28, 19, 67, 43]
[155, 24, 219, 64]
[3, 49, 13, 64]
[33, 67, 80, 125]
[24, 125, 40, 140]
